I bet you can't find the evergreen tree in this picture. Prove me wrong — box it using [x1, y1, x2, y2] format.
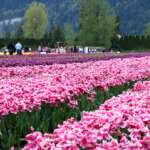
[51, 25, 65, 47]
[10, 31, 17, 39]
[115, 16, 120, 34]
[22, 2, 48, 39]
[44, 29, 53, 47]
[64, 23, 76, 46]
[78, 0, 117, 48]
[145, 22, 150, 37]
[16, 25, 24, 38]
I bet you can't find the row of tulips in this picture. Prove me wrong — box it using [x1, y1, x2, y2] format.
[0, 82, 134, 149]
[0, 53, 110, 67]
[23, 80, 150, 150]
[1, 56, 150, 117]
[1, 56, 150, 149]
[0, 52, 150, 67]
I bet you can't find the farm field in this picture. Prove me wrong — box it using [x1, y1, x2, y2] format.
[0, 52, 150, 67]
[0, 54, 150, 149]
[23, 80, 150, 150]
[1, 0, 150, 149]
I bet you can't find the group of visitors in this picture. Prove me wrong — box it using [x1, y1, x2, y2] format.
[69, 46, 97, 54]
[2, 43, 112, 56]
[38, 45, 49, 54]
[4, 42, 23, 55]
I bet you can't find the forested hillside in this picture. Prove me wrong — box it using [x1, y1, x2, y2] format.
[0, 0, 150, 35]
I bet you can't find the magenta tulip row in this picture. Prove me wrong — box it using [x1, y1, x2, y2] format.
[1, 56, 150, 117]
[23, 81, 150, 150]
[0, 52, 149, 67]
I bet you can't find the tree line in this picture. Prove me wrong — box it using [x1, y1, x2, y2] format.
[1, 0, 119, 48]
[3, 0, 150, 49]
[112, 35, 150, 51]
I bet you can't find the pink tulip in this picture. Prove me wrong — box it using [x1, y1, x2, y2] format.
[22, 80, 150, 149]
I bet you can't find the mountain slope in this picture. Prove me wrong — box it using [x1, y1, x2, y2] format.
[0, 0, 150, 35]
[109, 0, 150, 35]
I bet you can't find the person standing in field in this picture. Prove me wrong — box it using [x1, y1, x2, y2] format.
[15, 42, 22, 55]
[7, 43, 15, 55]
[38, 45, 42, 54]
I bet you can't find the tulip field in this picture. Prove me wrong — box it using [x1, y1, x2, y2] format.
[0, 54, 150, 149]
[0, 52, 150, 67]
[23, 81, 150, 150]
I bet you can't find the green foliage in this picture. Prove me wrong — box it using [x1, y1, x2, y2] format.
[0, 25, 65, 49]
[51, 25, 65, 47]
[2, 34, 150, 51]
[0, 38, 53, 50]
[10, 31, 17, 39]
[64, 23, 76, 46]
[22, 2, 48, 39]
[78, 0, 117, 48]
[112, 35, 150, 51]
[2, 0, 150, 35]
[0, 81, 135, 149]
[144, 22, 150, 37]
